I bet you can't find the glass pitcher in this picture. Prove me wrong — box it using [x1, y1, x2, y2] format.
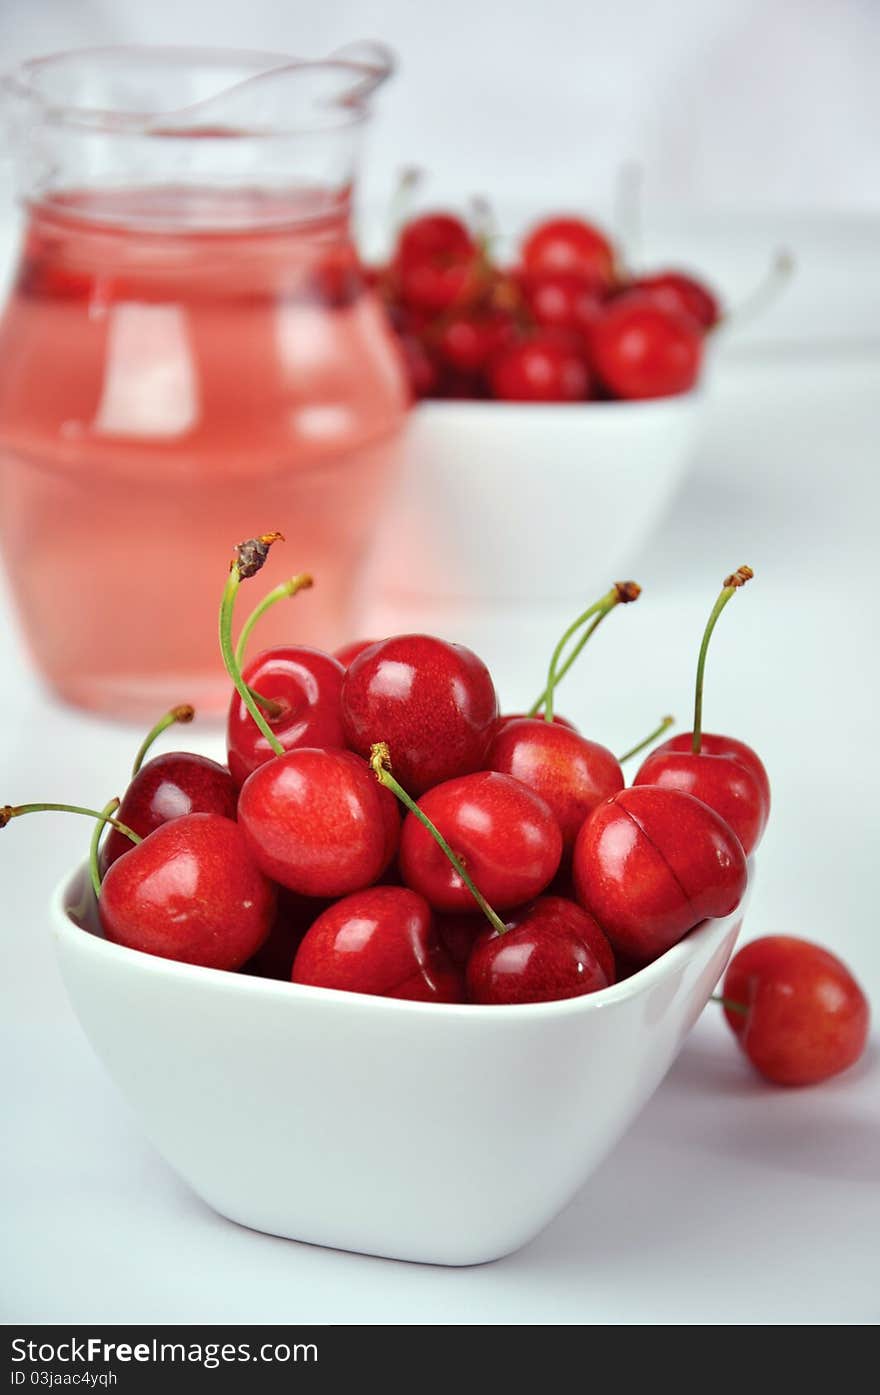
[0, 45, 408, 718]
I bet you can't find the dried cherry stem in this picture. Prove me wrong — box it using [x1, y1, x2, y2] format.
[88, 798, 119, 898]
[235, 573, 314, 671]
[369, 742, 508, 938]
[618, 715, 674, 765]
[219, 534, 286, 755]
[533, 581, 641, 723]
[131, 705, 195, 778]
[712, 994, 748, 1017]
[692, 565, 753, 754]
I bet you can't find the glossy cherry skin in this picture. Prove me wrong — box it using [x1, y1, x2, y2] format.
[522, 272, 604, 342]
[99, 813, 276, 971]
[630, 271, 720, 330]
[396, 212, 474, 265]
[591, 296, 702, 400]
[341, 634, 499, 796]
[485, 718, 623, 856]
[634, 731, 769, 855]
[400, 770, 563, 912]
[238, 748, 399, 897]
[520, 217, 615, 286]
[333, 638, 379, 669]
[467, 897, 610, 1005]
[100, 752, 236, 873]
[510, 893, 615, 982]
[573, 785, 748, 964]
[226, 646, 345, 787]
[722, 936, 870, 1086]
[489, 331, 591, 403]
[292, 886, 463, 1002]
[436, 311, 517, 375]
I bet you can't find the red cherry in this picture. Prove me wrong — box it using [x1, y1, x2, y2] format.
[629, 270, 720, 330]
[333, 638, 379, 669]
[635, 733, 768, 855]
[485, 718, 623, 857]
[399, 770, 562, 912]
[722, 937, 870, 1086]
[489, 331, 591, 403]
[99, 813, 276, 971]
[436, 311, 517, 375]
[292, 885, 463, 1003]
[573, 786, 748, 964]
[100, 752, 236, 873]
[494, 712, 578, 737]
[634, 566, 769, 854]
[509, 893, 615, 983]
[397, 254, 483, 316]
[226, 646, 345, 787]
[591, 296, 702, 399]
[396, 212, 474, 265]
[466, 896, 610, 1005]
[341, 634, 499, 796]
[522, 272, 605, 342]
[237, 748, 399, 897]
[520, 217, 615, 286]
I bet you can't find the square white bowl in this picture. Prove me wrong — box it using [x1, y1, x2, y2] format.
[52, 864, 747, 1266]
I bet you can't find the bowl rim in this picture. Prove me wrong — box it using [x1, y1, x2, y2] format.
[52, 862, 749, 1025]
[411, 387, 705, 418]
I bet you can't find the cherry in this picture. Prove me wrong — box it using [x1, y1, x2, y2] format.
[436, 310, 517, 375]
[226, 646, 346, 787]
[628, 270, 720, 330]
[467, 898, 611, 1005]
[520, 216, 615, 286]
[634, 566, 769, 853]
[238, 747, 399, 898]
[573, 785, 748, 964]
[720, 937, 870, 1086]
[334, 638, 379, 668]
[398, 770, 562, 912]
[292, 885, 463, 1003]
[341, 634, 498, 796]
[494, 712, 577, 737]
[396, 212, 474, 266]
[101, 751, 236, 873]
[485, 718, 623, 856]
[591, 295, 702, 400]
[522, 272, 605, 343]
[99, 813, 276, 971]
[397, 245, 482, 316]
[509, 893, 615, 982]
[489, 331, 591, 403]
[397, 331, 441, 399]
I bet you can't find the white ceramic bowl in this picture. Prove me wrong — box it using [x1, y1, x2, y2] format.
[367, 393, 704, 610]
[53, 867, 746, 1267]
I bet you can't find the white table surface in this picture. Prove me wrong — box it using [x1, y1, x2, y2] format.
[2, 296, 879, 1322]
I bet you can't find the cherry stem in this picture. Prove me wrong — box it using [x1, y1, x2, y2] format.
[131, 705, 195, 778]
[711, 994, 749, 1017]
[218, 535, 285, 757]
[618, 715, 675, 765]
[0, 803, 142, 847]
[536, 581, 641, 723]
[234, 573, 314, 672]
[721, 250, 794, 333]
[88, 797, 119, 898]
[369, 742, 509, 938]
[692, 565, 753, 754]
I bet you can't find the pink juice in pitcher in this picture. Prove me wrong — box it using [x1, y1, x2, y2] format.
[0, 188, 407, 716]
[0, 45, 407, 717]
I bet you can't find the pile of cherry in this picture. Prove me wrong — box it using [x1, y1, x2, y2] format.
[370, 209, 719, 402]
[3, 537, 869, 1089]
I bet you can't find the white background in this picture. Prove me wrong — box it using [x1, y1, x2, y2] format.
[2, 0, 879, 1326]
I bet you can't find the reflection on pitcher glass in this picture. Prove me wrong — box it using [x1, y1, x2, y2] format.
[0, 45, 408, 717]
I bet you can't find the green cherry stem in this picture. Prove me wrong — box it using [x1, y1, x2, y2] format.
[218, 535, 285, 757]
[369, 742, 509, 938]
[618, 715, 675, 765]
[1, 803, 142, 847]
[692, 565, 753, 754]
[711, 994, 749, 1017]
[88, 797, 119, 897]
[131, 704, 195, 778]
[234, 573, 314, 672]
[538, 581, 641, 723]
